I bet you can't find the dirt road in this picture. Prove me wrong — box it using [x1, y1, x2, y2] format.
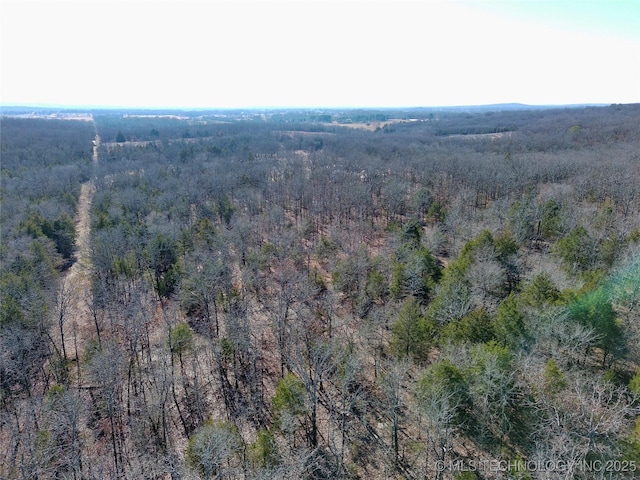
[56, 131, 98, 363]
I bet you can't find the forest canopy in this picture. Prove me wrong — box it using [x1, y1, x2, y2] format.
[1, 104, 640, 479]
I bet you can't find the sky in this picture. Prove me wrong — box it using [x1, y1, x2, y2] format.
[1, 0, 639, 109]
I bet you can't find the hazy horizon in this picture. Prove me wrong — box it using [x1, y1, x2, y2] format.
[0, 101, 620, 112]
[2, 1, 639, 109]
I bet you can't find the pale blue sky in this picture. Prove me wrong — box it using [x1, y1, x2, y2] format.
[1, 0, 639, 108]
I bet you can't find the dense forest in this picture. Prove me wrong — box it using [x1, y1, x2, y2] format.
[1, 104, 639, 479]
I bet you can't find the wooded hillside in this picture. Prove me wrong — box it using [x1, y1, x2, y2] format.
[1, 105, 639, 479]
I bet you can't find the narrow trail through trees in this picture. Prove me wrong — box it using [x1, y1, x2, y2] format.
[55, 125, 99, 365]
